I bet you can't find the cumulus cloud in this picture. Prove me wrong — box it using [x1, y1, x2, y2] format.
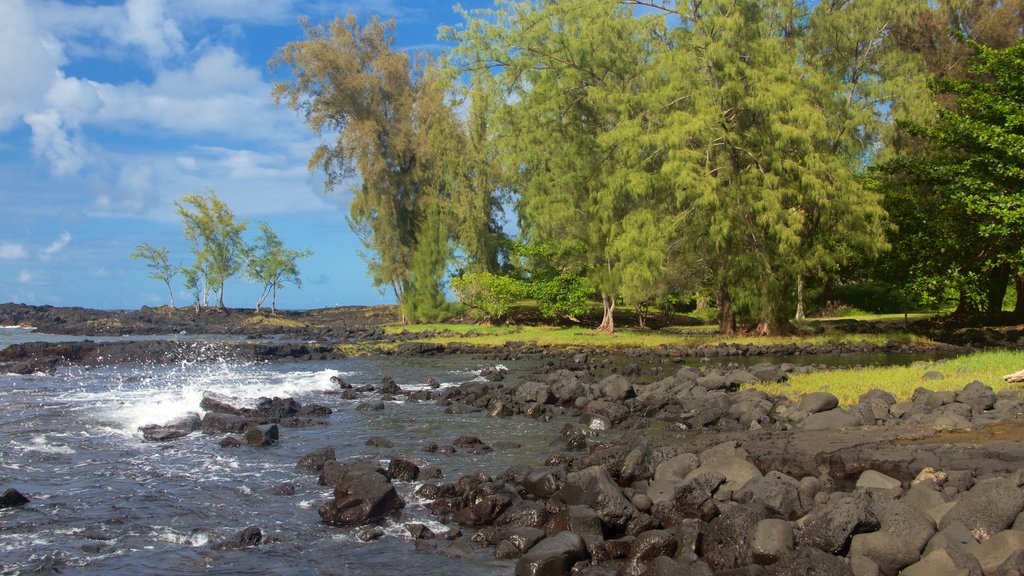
[41, 232, 71, 257]
[0, 0, 64, 130]
[24, 110, 89, 176]
[18, 270, 36, 284]
[0, 243, 29, 260]
[119, 0, 185, 61]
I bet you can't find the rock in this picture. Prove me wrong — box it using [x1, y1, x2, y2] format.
[242, 424, 278, 447]
[405, 523, 436, 539]
[799, 392, 840, 414]
[219, 436, 241, 448]
[514, 531, 588, 576]
[856, 470, 902, 492]
[797, 492, 879, 554]
[213, 525, 263, 550]
[970, 530, 1024, 574]
[201, 412, 248, 434]
[735, 471, 804, 520]
[365, 436, 394, 448]
[666, 471, 725, 523]
[555, 465, 639, 530]
[453, 436, 490, 450]
[939, 477, 1024, 540]
[900, 549, 972, 576]
[751, 519, 793, 565]
[319, 460, 349, 486]
[296, 447, 336, 472]
[358, 527, 385, 542]
[379, 376, 402, 395]
[627, 529, 677, 563]
[522, 467, 565, 499]
[598, 374, 635, 401]
[503, 527, 546, 552]
[139, 412, 201, 441]
[545, 505, 604, 550]
[802, 407, 862, 431]
[268, 482, 296, 496]
[199, 391, 242, 414]
[766, 546, 853, 576]
[958, 381, 997, 412]
[903, 482, 953, 526]
[387, 457, 420, 482]
[648, 453, 700, 503]
[848, 499, 935, 575]
[683, 453, 762, 497]
[1, 488, 29, 508]
[319, 468, 405, 526]
[702, 503, 768, 570]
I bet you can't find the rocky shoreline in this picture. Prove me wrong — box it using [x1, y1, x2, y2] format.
[5, 303, 1024, 574]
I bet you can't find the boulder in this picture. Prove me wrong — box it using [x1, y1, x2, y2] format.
[242, 424, 278, 447]
[802, 407, 862, 431]
[319, 468, 405, 526]
[1, 488, 29, 508]
[514, 531, 588, 576]
[751, 519, 793, 565]
[856, 470, 902, 492]
[296, 447, 336, 472]
[797, 493, 879, 554]
[799, 392, 840, 414]
[555, 465, 639, 530]
[970, 530, 1024, 574]
[848, 499, 935, 575]
[139, 412, 201, 441]
[735, 471, 804, 520]
[199, 391, 242, 414]
[766, 546, 853, 576]
[201, 412, 248, 434]
[939, 477, 1024, 540]
[387, 457, 421, 482]
[900, 549, 973, 576]
[702, 503, 768, 570]
[522, 467, 565, 500]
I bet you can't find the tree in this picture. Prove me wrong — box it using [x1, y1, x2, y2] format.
[445, 0, 669, 333]
[175, 191, 247, 309]
[272, 15, 484, 322]
[883, 38, 1024, 318]
[130, 243, 177, 307]
[245, 222, 312, 313]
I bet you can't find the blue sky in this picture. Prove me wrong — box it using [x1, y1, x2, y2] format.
[0, 0, 492, 310]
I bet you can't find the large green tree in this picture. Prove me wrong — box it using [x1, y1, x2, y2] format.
[446, 0, 670, 333]
[883, 38, 1024, 318]
[175, 191, 247, 309]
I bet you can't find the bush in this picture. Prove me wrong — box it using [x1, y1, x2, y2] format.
[450, 272, 527, 323]
[531, 275, 591, 321]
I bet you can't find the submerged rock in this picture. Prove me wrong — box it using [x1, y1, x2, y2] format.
[1, 488, 30, 508]
[139, 412, 201, 441]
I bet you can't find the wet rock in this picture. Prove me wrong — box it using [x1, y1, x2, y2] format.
[358, 527, 385, 542]
[356, 402, 386, 411]
[330, 375, 349, 388]
[1, 488, 29, 508]
[939, 477, 1024, 540]
[555, 465, 638, 530]
[405, 523, 436, 539]
[319, 460, 349, 486]
[514, 531, 588, 576]
[139, 412, 201, 441]
[365, 436, 393, 448]
[296, 447, 336, 472]
[626, 529, 677, 565]
[667, 471, 725, 523]
[213, 526, 263, 550]
[545, 505, 604, 551]
[522, 467, 565, 499]
[495, 501, 548, 529]
[201, 412, 248, 434]
[268, 482, 296, 496]
[453, 436, 490, 450]
[199, 391, 242, 414]
[219, 436, 241, 448]
[319, 468, 405, 526]
[387, 457, 420, 482]
[503, 527, 546, 553]
[242, 424, 278, 447]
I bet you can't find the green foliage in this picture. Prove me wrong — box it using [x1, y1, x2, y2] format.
[530, 275, 591, 322]
[401, 208, 453, 324]
[130, 243, 177, 307]
[245, 222, 312, 313]
[450, 271, 527, 323]
[175, 191, 247, 309]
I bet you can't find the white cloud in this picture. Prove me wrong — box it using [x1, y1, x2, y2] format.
[41, 231, 71, 257]
[18, 270, 35, 284]
[0, 243, 29, 260]
[24, 110, 88, 176]
[0, 0, 65, 130]
[120, 0, 185, 61]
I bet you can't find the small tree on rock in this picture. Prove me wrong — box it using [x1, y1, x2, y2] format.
[130, 243, 178, 307]
[245, 222, 312, 313]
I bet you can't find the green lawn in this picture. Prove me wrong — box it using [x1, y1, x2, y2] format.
[747, 350, 1024, 406]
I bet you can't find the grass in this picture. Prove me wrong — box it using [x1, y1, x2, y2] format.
[241, 315, 308, 329]
[386, 322, 932, 350]
[747, 350, 1024, 407]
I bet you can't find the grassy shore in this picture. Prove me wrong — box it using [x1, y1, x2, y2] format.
[386, 322, 932, 349]
[747, 350, 1024, 406]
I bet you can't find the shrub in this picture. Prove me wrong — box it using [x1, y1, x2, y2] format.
[531, 275, 591, 321]
[450, 272, 527, 323]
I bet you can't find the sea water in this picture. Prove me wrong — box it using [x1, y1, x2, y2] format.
[0, 348, 556, 576]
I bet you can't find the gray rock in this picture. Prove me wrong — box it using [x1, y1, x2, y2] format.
[957, 381, 997, 413]
[904, 482, 954, 526]
[627, 529, 677, 563]
[598, 374, 635, 401]
[139, 412, 201, 441]
[735, 471, 804, 520]
[751, 518, 793, 565]
[556, 465, 638, 530]
[684, 453, 762, 497]
[766, 546, 853, 576]
[386, 457, 420, 482]
[669, 471, 725, 522]
[970, 530, 1024, 575]
[702, 503, 768, 570]
[515, 381, 554, 405]
[848, 499, 935, 575]
[319, 468, 405, 526]
[856, 470, 902, 492]
[900, 549, 972, 576]
[242, 423, 278, 447]
[296, 447, 336, 472]
[800, 392, 840, 414]
[1, 488, 30, 508]
[797, 492, 879, 554]
[523, 467, 565, 499]
[545, 505, 603, 551]
[939, 477, 1024, 540]
[503, 527, 546, 553]
[802, 407, 862, 431]
[514, 531, 588, 576]
[201, 411, 248, 434]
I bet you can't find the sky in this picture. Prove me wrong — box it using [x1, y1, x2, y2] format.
[0, 0, 493, 310]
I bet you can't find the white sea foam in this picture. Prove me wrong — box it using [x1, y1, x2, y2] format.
[0, 325, 35, 330]
[16, 435, 76, 455]
[148, 527, 209, 547]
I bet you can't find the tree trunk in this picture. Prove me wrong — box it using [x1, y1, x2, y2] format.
[271, 284, 278, 314]
[717, 284, 736, 335]
[986, 264, 1011, 318]
[597, 293, 615, 334]
[794, 275, 806, 322]
[1015, 275, 1024, 320]
[953, 288, 980, 317]
[218, 280, 226, 309]
[165, 282, 175, 308]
